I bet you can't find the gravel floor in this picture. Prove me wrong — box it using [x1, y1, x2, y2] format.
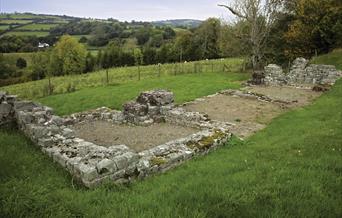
[245, 86, 321, 107]
[182, 86, 320, 138]
[72, 121, 199, 152]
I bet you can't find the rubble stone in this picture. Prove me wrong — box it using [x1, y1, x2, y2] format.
[264, 57, 342, 86]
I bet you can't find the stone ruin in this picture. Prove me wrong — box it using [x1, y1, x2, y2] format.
[123, 90, 174, 125]
[264, 57, 342, 86]
[0, 89, 233, 188]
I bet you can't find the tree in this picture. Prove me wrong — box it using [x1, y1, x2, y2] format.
[85, 52, 96, 73]
[135, 28, 151, 45]
[31, 51, 49, 80]
[50, 35, 87, 75]
[79, 36, 88, 43]
[284, 0, 342, 59]
[134, 48, 144, 66]
[195, 18, 222, 59]
[219, 21, 250, 58]
[143, 46, 157, 65]
[16, 57, 27, 69]
[0, 54, 16, 79]
[163, 27, 176, 40]
[219, 0, 282, 70]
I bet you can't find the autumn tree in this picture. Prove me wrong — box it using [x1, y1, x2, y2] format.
[284, 0, 342, 59]
[219, 0, 283, 70]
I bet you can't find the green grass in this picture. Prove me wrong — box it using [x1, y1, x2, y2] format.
[0, 25, 10, 30]
[38, 72, 248, 115]
[2, 53, 33, 67]
[70, 34, 91, 41]
[311, 49, 342, 70]
[0, 51, 341, 217]
[3, 31, 49, 37]
[1, 79, 341, 218]
[0, 19, 32, 25]
[17, 23, 59, 31]
[2, 58, 243, 99]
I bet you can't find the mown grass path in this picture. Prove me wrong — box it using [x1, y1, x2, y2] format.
[1, 73, 341, 217]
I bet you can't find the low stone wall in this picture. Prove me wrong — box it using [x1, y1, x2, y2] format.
[0, 90, 233, 188]
[0, 92, 17, 126]
[264, 57, 342, 86]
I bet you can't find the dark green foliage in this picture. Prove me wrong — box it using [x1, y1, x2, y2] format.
[0, 54, 16, 79]
[78, 36, 88, 43]
[162, 27, 176, 40]
[85, 52, 95, 73]
[136, 28, 151, 45]
[16, 57, 27, 69]
[273, 0, 342, 60]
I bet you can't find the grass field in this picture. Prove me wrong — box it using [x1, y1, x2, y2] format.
[0, 25, 10, 30]
[0, 69, 341, 217]
[3, 31, 50, 37]
[3, 58, 243, 100]
[2, 53, 33, 67]
[71, 35, 91, 41]
[0, 19, 32, 25]
[38, 72, 248, 115]
[17, 23, 59, 31]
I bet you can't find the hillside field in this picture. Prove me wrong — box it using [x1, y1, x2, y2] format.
[0, 51, 341, 217]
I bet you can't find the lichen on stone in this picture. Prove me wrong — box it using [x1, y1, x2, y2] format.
[150, 157, 167, 166]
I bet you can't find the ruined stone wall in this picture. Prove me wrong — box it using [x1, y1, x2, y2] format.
[0, 90, 233, 188]
[264, 58, 342, 86]
[0, 92, 16, 126]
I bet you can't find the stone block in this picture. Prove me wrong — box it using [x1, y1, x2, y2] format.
[50, 115, 65, 126]
[77, 163, 98, 182]
[0, 103, 12, 117]
[96, 159, 117, 174]
[62, 128, 74, 139]
[14, 101, 39, 112]
[114, 155, 128, 170]
[136, 90, 174, 106]
[123, 101, 148, 116]
[291, 57, 309, 70]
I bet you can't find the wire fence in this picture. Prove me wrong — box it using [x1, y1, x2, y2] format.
[3, 59, 245, 99]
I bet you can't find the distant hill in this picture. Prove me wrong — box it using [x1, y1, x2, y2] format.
[152, 19, 202, 28]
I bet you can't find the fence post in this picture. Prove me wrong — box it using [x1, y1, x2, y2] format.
[48, 76, 52, 95]
[211, 63, 214, 73]
[194, 63, 197, 74]
[106, 69, 109, 84]
[138, 65, 141, 81]
[158, 64, 161, 77]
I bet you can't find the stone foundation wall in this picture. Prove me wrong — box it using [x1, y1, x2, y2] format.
[0, 90, 233, 188]
[0, 92, 17, 126]
[264, 57, 342, 86]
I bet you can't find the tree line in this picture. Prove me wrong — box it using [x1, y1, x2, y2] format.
[1, 0, 341, 85]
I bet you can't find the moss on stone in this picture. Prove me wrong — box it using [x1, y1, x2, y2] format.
[186, 130, 227, 150]
[150, 157, 167, 166]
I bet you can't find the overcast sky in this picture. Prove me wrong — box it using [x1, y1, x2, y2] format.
[1, 0, 234, 21]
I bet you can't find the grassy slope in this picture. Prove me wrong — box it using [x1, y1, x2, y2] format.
[311, 49, 342, 70]
[3, 31, 50, 37]
[17, 23, 59, 31]
[38, 72, 247, 115]
[1, 79, 341, 218]
[0, 53, 341, 217]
